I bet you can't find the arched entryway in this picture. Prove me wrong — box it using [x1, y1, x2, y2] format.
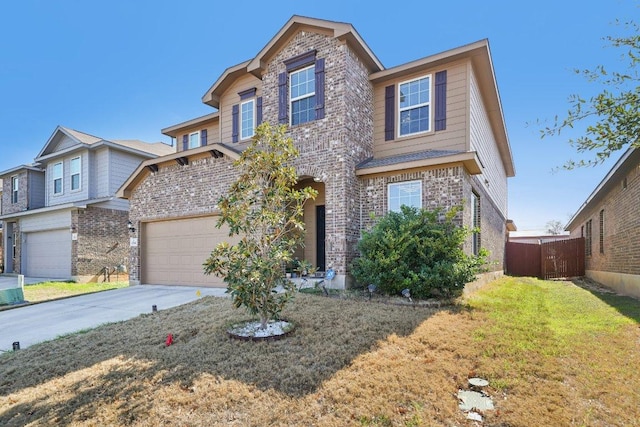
[295, 178, 326, 273]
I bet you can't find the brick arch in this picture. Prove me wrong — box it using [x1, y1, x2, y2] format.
[296, 165, 329, 184]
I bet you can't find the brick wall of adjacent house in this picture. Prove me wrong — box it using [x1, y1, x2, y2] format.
[72, 207, 130, 282]
[569, 162, 640, 275]
[1, 171, 28, 215]
[127, 155, 239, 282]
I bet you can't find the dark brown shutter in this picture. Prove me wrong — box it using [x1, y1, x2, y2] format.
[384, 85, 395, 141]
[200, 129, 207, 146]
[256, 96, 263, 124]
[434, 70, 447, 131]
[232, 104, 239, 143]
[182, 134, 188, 151]
[278, 72, 287, 124]
[315, 58, 325, 120]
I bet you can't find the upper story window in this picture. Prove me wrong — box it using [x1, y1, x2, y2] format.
[53, 162, 63, 195]
[241, 99, 255, 140]
[290, 65, 316, 126]
[188, 131, 200, 149]
[388, 180, 422, 212]
[11, 176, 18, 204]
[70, 156, 81, 191]
[278, 50, 325, 127]
[399, 75, 431, 137]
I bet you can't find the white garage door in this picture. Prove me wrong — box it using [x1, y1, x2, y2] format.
[25, 229, 72, 279]
[142, 216, 236, 287]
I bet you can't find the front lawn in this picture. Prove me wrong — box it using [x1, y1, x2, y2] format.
[0, 276, 638, 426]
[22, 281, 129, 303]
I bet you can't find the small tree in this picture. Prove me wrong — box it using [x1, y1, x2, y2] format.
[351, 205, 487, 299]
[203, 122, 317, 329]
[545, 220, 565, 235]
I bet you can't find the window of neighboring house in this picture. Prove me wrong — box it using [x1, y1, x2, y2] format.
[585, 219, 593, 257]
[399, 75, 431, 137]
[53, 162, 63, 194]
[599, 209, 604, 254]
[388, 180, 422, 212]
[11, 176, 18, 204]
[472, 191, 481, 256]
[188, 131, 200, 149]
[290, 65, 316, 126]
[241, 99, 255, 140]
[70, 157, 81, 191]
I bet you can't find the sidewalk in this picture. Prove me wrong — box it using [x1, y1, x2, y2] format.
[0, 284, 228, 352]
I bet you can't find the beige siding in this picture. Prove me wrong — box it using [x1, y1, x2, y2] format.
[219, 73, 263, 144]
[175, 121, 221, 152]
[373, 61, 468, 159]
[469, 65, 508, 216]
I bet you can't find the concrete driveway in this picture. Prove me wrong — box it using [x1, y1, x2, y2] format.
[0, 281, 228, 352]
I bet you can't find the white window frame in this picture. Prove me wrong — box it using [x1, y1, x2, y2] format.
[70, 156, 81, 191]
[387, 180, 422, 212]
[11, 175, 18, 204]
[188, 131, 200, 149]
[241, 99, 255, 140]
[53, 161, 63, 195]
[398, 74, 432, 137]
[289, 64, 316, 126]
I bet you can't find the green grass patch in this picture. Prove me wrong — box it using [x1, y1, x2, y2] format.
[23, 281, 129, 303]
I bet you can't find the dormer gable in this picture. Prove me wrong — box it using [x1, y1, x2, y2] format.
[202, 15, 384, 108]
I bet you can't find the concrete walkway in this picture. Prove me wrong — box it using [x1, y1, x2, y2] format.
[0, 283, 228, 352]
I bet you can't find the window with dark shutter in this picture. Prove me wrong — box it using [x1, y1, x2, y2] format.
[182, 134, 188, 151]
[384, 85, 395, 141]
[434, 70, 447, 131]
[315, 58, 325, 119]
[257, 96, 263, 124]
[278, 72, 287, 124]
[200, 129, 208, 146]
[232, 104, 239, 143]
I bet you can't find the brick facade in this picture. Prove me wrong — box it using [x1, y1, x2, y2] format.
[73, 207, 130, 282]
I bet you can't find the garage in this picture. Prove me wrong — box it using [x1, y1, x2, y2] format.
[141, 216, 236, 287]
[25, 229, 72, 278]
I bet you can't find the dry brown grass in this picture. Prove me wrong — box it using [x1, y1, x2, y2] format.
[1, 277, 639, 426]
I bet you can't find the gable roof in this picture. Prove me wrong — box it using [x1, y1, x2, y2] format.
[565, 147, 639, 230]
[34, 126, 174, 162]
[202, 15, 384, 108]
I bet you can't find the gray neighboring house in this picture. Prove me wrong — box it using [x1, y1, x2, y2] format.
[0, 126, 173, 282]
[566, 147, 640, 298]
[118, 15, 515, 289]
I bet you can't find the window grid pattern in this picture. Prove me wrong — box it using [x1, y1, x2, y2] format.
[472, 192, 481, 256]
[585, 219, 593, 257]
[399, 76, 431, 136]
[53, 162, 63, 194]
[599, 209, 604, 254]
[388, 180, 422, 212]
[290, 65, 315, 126]
[241, 99, 255, 140]
[188, 132, 200, 149]
[11, 176, 18, 204]
[71, 157, 81, 191]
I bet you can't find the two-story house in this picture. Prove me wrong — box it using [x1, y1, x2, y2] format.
[0, 126, 173, 281]
[117, 15, 515, 289]
[566, 147, 640, 298]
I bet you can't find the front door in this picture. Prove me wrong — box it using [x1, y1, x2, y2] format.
[316, 205, 326, 271]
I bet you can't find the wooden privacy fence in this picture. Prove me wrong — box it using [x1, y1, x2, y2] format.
[506, 237, 585, 280]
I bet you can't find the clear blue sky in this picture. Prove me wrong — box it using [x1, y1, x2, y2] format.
[1, 0, 638, 232]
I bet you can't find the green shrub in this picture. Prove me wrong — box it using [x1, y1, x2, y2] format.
[351, 205, 487, 299]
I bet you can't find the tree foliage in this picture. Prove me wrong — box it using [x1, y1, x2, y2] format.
[541, 20, 640, 169]
[351, 205, 488, 299]
[545, 220, 565, 235]
[203, 122, 317, 329]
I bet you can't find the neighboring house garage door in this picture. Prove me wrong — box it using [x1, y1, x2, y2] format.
[142, 216, 234, 287]
[25, 229, 72, 279]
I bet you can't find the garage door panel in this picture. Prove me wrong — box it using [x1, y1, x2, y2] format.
[25, 229, 72, 279]
[142, 216, 236, 287]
